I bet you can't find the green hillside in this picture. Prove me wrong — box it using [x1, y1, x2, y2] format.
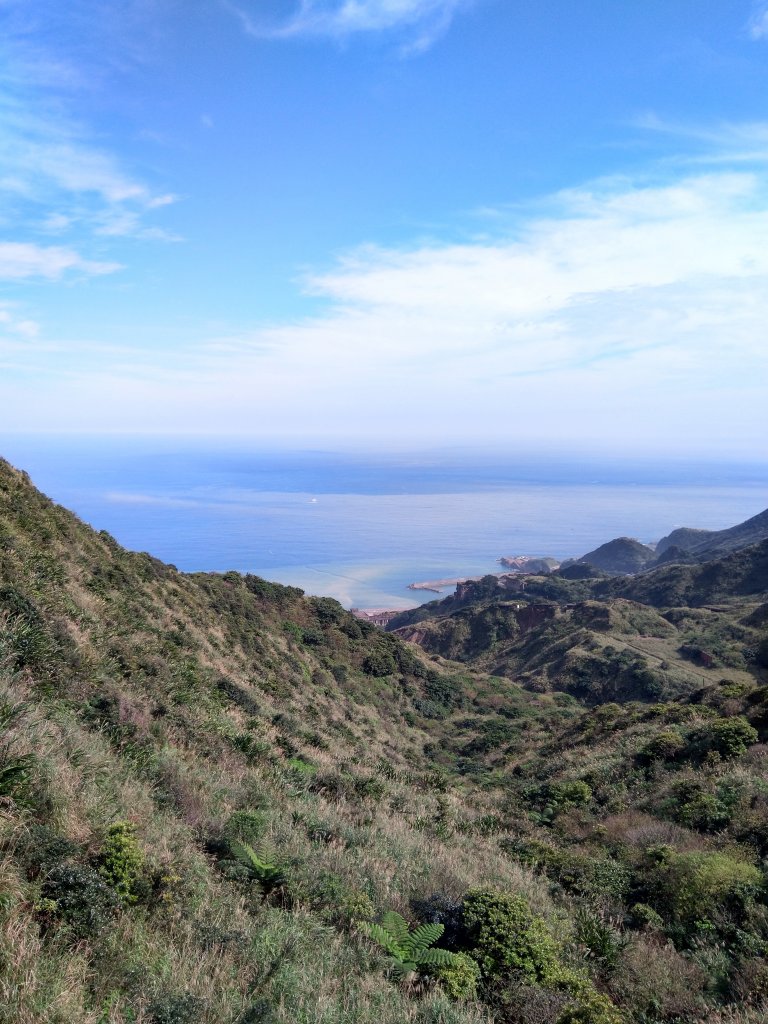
[573, 538, 657, 575]
[1, 458, 768, 1024]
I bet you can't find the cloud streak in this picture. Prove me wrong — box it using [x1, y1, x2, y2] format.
[231, 0, 471, 52]
[4, 161, 768, 456]
[748, 3, 768, 39]
[0, 242, 120, 280]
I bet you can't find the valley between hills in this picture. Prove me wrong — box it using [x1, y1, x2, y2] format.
[1, 455, 768, 1024]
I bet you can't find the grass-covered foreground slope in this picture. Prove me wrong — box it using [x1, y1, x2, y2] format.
[1, 457, 768, 1024]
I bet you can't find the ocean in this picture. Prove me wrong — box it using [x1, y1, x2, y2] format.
[3, 438, 767, 609]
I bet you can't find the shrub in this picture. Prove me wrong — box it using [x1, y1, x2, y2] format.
[18, 824, 79, 876]
[41, 862, 119, 938]
[690, 716, 758, 760]
[638, 730, 685, 764]
[461, 888, 560, 984]
[556, 989, 624, 1024]
[677, 789, 730, 832]
[307, 872, 374, 925]
[98, 822, 146, 905]
[433, 952, 481, 1000]
[628, 903, 663, 930]
[224, 810, 267, 845]
[541, 780, 592, 819]
[236, 1000, 278, 1024]
[646, 848, 763, 926]
[147, 993, 203, 1024]
[362, 649, 397, 677]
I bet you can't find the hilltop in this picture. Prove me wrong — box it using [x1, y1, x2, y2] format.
[1, 457, 768, 1024]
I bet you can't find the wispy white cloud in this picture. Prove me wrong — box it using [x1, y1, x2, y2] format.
[0, 102, 180, 239]
[0, 303, 39, 338]
[0, 242, 120, 280]
[636, 113, 768, 163]
[5, 163, 767, 456]
[0, 7, 179, 244]
[748, 3, 768, 39]
[230, 0, 471, 52]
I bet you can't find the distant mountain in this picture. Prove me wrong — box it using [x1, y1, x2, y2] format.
[690, 507, 768, 559]
[498, 555, 560, 573]
[655, 508, 768, 562]
[655, 526, 717, 556]
[576, 536, 656, 574]
[599, 537, 768, 607]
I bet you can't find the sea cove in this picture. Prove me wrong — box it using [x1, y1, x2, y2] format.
[5, 438, 766, 609]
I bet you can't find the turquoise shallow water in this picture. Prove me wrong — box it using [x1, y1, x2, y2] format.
[3, 438, 767, 609]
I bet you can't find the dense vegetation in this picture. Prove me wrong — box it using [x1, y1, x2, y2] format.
[1, 457, 767, 1024]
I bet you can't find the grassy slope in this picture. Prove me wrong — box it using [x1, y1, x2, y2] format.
[1, 458, 768, 1024]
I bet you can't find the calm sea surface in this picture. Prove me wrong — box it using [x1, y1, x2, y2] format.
[4, 438, 767, 609]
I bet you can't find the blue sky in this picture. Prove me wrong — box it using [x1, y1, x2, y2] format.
[1, 0, 768, 455]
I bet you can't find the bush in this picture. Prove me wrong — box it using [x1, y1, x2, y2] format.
[461, 888, 560, 984]
[433, 952, 481, 1000]
[362, 649, 397, 677]
[148, 993, 203, 1024]
[690, 716, 758, 760]
[646, 848, 763, 926]
[41, 862, 119, 938]
[98, 822, 146, 905]
[638, 730, 685, 764]
[410, 892, 465, 949]
[556, 990, 624, 1024]
[224, 810, 267, 845]
[18, 824, 79, 876]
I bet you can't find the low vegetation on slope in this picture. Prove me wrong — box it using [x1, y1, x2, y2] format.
[1, 458, 768, 1024]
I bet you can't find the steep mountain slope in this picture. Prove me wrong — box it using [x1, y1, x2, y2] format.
[690, 506, 768, 558]
[2, 458, 768, 1024]
[655, 507, 768, 561]
[655, 527, 716, 556]
[600, 538, 768, 606]
[573, 538, 656, 575]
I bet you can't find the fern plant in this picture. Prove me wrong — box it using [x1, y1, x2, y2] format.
[361, 911, 456, 979]
[228, 839, 286, 896]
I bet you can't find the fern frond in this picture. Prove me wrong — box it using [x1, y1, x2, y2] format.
[381, 911, 410, 948]
[388, 957, 417, 979]
[417, 947, 456, 966]
[404, 922, 444, 957]
[229, 840, 264, 871]
[361, 921, 401, 957]
[228, 839, 285, 892]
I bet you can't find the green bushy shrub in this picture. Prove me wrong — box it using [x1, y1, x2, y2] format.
[224, 810, 267, 845]
[98, 821, 146, 905]
[690, 716, 758, 760]
[556, 989, 624, 1024]
[645, 847, 763, 926]
[461, 888, 560, 983]
[638, 729, 685, 764]
[433, 952, 481, 1000]
[362, 649, 397, 677]
[148, 993, 203, 1024]
[18, 824, 79, 875]
[41, 862, 120, 938]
